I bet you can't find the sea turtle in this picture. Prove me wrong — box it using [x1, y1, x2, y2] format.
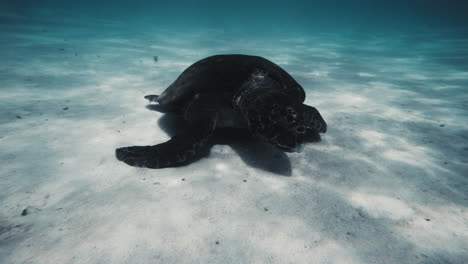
[116, 54, 327, 169]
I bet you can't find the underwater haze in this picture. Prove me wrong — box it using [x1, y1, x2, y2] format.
[1, 1, 467, 264]
[2, 1, 468, 34]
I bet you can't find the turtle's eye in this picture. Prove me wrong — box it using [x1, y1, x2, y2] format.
[296, 126, 305, 133]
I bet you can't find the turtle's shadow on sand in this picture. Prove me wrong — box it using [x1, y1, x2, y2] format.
[148, 104, 321, 176]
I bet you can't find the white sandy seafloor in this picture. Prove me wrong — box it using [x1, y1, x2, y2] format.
[1, 11, 467, 264]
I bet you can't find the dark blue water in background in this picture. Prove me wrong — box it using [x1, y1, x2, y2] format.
[2, 0, 467, 87]
[2, 0, 467, 34]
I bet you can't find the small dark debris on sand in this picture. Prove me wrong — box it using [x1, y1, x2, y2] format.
[153, 56, 159, 63]
[243, 179, 247, 182]
[181, 178, 185, 181]
[215, 241, 220, 245]
[264, 207, 268, 212]
[21, 208, 28, 216]
[425, 218, 431, 221]
[358, 210, 366, 217]
[63, 107, 69, 110]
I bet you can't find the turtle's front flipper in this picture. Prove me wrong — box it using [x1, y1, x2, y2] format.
[116, 118, 216, 168]
[116, 99, 218, 169]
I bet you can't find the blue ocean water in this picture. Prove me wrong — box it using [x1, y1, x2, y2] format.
[1, 1, 468, 264]
[2, 1, 467, 74]
[2, 0, 467, 32]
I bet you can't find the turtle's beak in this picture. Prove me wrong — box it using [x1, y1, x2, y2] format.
[276, 142, 304, 153]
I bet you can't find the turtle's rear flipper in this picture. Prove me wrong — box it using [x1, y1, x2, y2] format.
[144, 94, 181, 113]
[116, 114, 217, 169]
[144, 95, 159, 102]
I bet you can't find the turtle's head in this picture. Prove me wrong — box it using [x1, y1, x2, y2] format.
[245, 94, 327, 153]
